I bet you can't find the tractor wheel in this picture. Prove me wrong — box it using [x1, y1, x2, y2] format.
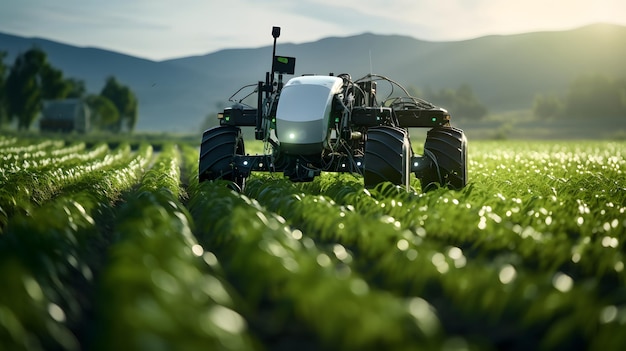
[199, 125, 247, 191]
[419, 126, 467, 191]
[363, 126, 412, 189]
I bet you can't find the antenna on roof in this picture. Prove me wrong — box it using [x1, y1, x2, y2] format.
[270, 26, 281, 86]
[269, 26, 296, 86]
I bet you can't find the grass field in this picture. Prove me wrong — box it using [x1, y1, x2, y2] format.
[0, 135, 625, 351]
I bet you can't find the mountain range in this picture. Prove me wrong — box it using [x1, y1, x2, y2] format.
[1, 23, 625, 133]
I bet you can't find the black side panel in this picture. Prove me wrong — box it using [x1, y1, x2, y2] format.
[351, 107, 392, 127]
[395, 107, 450, 128]
[219, 107, 258, 127]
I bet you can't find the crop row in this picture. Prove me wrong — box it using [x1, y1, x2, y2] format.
[1, 142, 86, 168]
[188, 180, 441, 351]
[0, 143, 133, 232]
[0, 135, 18, 148]
[0, 138, 624, 351]
[0, 142, 256, 350]
[239, 140, 625, 349]
[0, 143, 153, 350]
[92, 144, 255, 351]
[0, 138, 65, 154]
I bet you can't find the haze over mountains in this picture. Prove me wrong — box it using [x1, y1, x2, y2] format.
[1, 23, 625, 133]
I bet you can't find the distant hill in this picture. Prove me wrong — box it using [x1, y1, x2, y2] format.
[1, 23, 625, 133]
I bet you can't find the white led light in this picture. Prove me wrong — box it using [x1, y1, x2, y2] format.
[414, 161, 419, 167]
[243, 161, 249, 166]
[289, 132, 296, 140]
[356, 161, 362, 167]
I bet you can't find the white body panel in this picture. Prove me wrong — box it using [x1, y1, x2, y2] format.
[275, 76, 343, 152]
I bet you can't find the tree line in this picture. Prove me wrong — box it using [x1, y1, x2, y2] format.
[534, 74, 626, 120]
[0, 47, 138, 132]
[423, 84, 488, 120]
[405, 84, 489, 121]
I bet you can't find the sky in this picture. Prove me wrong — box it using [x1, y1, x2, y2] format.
[1, 0, 625, 61]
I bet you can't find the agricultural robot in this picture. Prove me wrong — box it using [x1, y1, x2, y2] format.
[199, 27, 467, 192]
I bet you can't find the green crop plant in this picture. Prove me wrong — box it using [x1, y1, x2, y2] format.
[0, 143, 152, 350]
[0, 143, 134, 233]
[189, 181, 445, 350]
[0, 135, 624, 350]
[93, 146, 255, 351]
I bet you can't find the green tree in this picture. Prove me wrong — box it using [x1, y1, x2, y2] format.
[533, 94, 564, 119]
[538, 74, 626, 120]
[40, 65, 71, 99]
[425, 84, 488, 120]
[85, 94, 119, 130]
[454, 84, 488, 120]
[0, 51, 8, 127]
[423, 87, 455, 108]
[564, 74, 626, 118]
[5, 47, 73, 130]
[6, 48, 47, 130]
[100, 76, 138, 133]
[65, 78, 87, 99]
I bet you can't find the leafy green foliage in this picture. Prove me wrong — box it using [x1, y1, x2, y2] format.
[85, 94, 120, 131]
[424, 84, 488, 120]
[64, 79, 87, 99]
[564, 74, 626, 118]
[39, 65, 71, 100]
[100, 76, 138, 132]
[0, 135, 624, 350]
[0, 51, 8, 126]
[95, 144, 254, 350]
[5, 47, 78, 130]
[533, 93, 564, 119]
[1, 45, 139, 133]
[189, 181, 439, 350]
[0, 141, 134, 233]
[534, 74, 626, 119]
[6, 48, 46, 130]
[0, 141, 152, 350]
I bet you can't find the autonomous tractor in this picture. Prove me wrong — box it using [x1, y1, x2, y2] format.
[199, 26, 467, 192]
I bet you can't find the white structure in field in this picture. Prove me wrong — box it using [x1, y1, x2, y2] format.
[40, 99, 91, 133]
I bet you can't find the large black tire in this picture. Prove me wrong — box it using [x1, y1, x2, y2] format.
[363, 126, 412, 189]
[199, 126, 246, 190]
[419, 126, 467, 191]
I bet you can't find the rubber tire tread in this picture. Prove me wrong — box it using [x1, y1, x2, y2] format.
[364, 126, 410, 188]
[198, 126, 243, 183]
[421, 126, 467, 191]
